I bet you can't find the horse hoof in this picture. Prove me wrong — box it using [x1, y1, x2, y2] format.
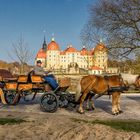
[78, 110, 84, 114]
[86, 108, 90, 111]
[116, 112, 119, 115]
[119, 110, 123, 114]
[92, 107, 95, 110]
[86, 107, 95, 111]
[112, 113, 118, 116]
[79, 111, 84, 114]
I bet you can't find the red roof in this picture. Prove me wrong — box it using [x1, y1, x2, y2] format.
[80, 47, 94, 55]
[94, 43, 107, 51]
[60, 51, 66, 55]
[89, 66, 103, 70]
[47, 40, 60, 51]
[80, 48, 88, 55]
[90, 48, 94, 55]
[36, 49, 46, 58]
[65, 45, 77, 52]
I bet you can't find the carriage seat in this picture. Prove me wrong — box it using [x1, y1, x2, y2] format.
[0, 75, 17, 83]
[0, 76, 18, 89]
[27, 70, 44, 83]
[16, 74, 44, 91]
[17, 72, 44, 84]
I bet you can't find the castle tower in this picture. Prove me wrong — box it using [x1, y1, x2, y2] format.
[80, 46, 94, 69]
[42, 36, 47, 50]
[94, 42, 108, 70]
[46, 37, 60, 69]
[35, 37, 47, 68]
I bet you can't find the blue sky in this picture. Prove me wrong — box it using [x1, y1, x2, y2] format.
[0, 0, 96, 64]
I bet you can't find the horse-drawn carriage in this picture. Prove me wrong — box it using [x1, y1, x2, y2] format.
[0, 74, 76, 112]
[0, 73, 133, 115]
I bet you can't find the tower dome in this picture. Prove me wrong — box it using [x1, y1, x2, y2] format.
[94, 42, 107, 51]
[47, 38, 60, 51]
[36, 48, 46, 58]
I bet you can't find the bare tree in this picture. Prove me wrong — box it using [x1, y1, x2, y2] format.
[81, 0, 140, 58]
[9, 36, 33, 74]
[80, 23, 107, 49]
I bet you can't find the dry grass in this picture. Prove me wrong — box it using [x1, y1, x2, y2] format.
[0, 118, 26, 125]
[71, 118, 140, 133]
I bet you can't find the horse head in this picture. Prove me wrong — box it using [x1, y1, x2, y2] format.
[119, 74, 129, 91]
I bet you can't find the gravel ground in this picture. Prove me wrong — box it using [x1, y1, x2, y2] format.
[0, 94, 140, 140]
[0, 94, 140, 120]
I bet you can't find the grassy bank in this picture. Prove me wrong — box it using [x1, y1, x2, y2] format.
[71, 118, 140, 133]
[0, 118, 26, 125]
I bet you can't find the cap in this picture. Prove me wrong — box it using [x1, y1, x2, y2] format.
[36, 60, 42, 64]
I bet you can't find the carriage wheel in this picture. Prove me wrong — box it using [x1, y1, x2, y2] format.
[4, 90, 21, 105]
[40, 92, 58, 113]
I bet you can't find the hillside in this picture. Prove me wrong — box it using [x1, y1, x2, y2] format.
[0, 60, 32, 75]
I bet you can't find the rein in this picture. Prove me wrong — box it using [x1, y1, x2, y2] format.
[104, 75, 111, 99]
[104, 75, 127, 99]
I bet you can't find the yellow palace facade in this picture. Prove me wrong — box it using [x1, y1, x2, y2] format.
[35, 37, 117, 74]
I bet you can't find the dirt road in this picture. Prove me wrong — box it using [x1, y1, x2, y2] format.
[0, 94, 140, 120]
[0, 94, 139, 140]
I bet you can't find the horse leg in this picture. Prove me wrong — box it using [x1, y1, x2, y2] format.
[116, 92, 123, 114]
[78, 90, 89, 114]
[86, 94, 95, 110]
[86, 94, 90, 110]
[112, 92, 119, 115]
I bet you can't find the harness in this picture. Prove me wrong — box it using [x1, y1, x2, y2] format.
[89, 76, 110, 100]
[81, 75, 126, 101]
[104, 75, 110, 96]
[93, 75, 126, 100]
[104, 75, 126, 97]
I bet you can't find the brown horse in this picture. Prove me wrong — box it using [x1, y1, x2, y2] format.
[76, 75, 127, 115]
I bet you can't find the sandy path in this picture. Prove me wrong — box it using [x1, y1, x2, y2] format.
[0, 94, 139, 140]
[0, 111, 139, 140]
[0, 94, 140, 120]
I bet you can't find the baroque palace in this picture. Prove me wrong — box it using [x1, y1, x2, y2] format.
[35, 37, 118, 74]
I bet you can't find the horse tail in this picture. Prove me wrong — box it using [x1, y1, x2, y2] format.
[75, 76, 97, 103]
[75, 78, 82, 102]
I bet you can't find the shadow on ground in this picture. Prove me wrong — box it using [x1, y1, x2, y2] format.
[65, 98, 113, 115]
[126, 96, 140, 102]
